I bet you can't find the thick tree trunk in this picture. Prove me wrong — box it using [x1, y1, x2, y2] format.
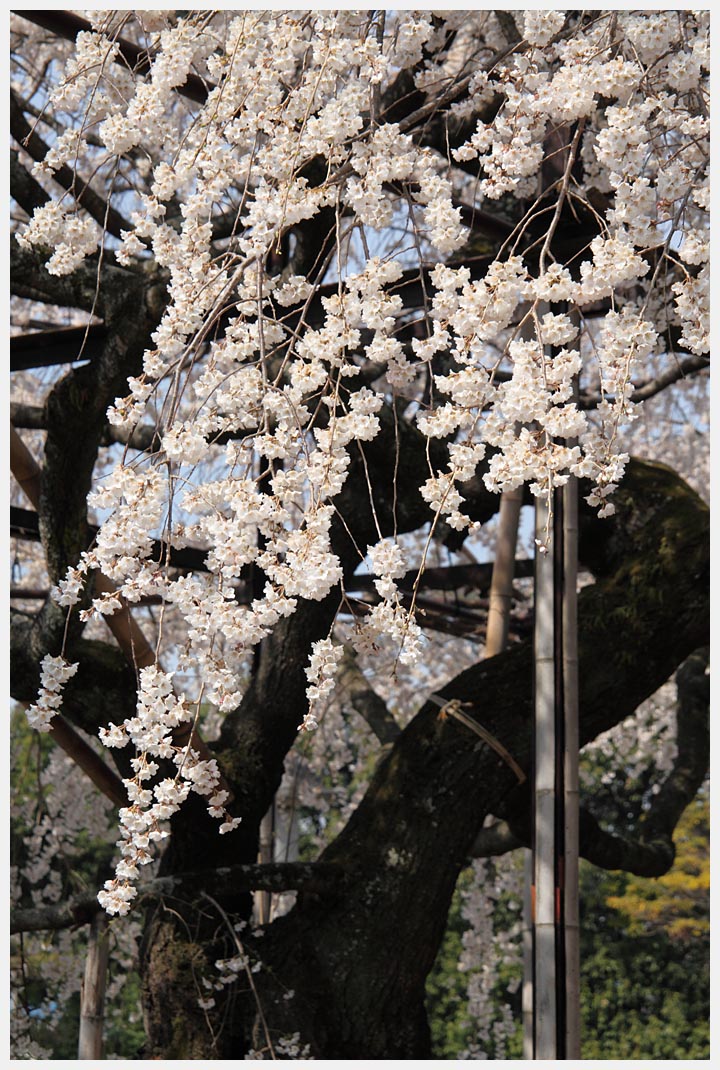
[136, 459, 707, 1058]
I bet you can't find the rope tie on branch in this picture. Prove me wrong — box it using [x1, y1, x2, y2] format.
[428, 693, 526, 784]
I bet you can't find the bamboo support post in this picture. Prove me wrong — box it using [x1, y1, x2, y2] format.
[78, 912, 110, 1059]
[255, 802, 275, 925]
[522, 847, 534, 1058]
[563, 472, 580, 1058]
[485, 487, 523, 658]
[533, 492, 557, 1058]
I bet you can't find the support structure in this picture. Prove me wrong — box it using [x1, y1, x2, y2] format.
[531, 477, 579, 1059]
[78, 912, 110, 1059]
[563, 475, 580, 1059]
[533, 492, 558, 1058]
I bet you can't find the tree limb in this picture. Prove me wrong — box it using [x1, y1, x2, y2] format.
[10, 400, 160, 450]
[242, 459, 708, 1058]
[472, 646, 710, 878]
[11, 862, 347, 934]
[10, 146, 50, 215]
[10, 238, 143, 317]
[471, 820, 523, 858]
[580, 354, 709, 408]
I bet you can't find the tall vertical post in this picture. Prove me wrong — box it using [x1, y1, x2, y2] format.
[78, 913, 109, 1059]
[522, 848, 534, 1058]
[486, 487, 523, 657]
[533, 492, 557, 1058]
[563, 472, 580, 1057]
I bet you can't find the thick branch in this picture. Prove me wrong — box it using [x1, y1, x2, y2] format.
[641, 647, 709, 840]
[245, 459, 708, 1059]
[11, 325, 108, 372]
[10, 146, 50, 215]
[10, 400, 160, 450]
[11, 238, 142, 317]
[11, 862, 346, 934]
[471, 820, 523, 858]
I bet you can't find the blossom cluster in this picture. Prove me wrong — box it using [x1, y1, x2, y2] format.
[15, 9, 709, 913]
[97, 666, 240, 915]
[25, 655, 79, 732]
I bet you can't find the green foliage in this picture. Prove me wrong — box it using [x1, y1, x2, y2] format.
[425, 869, 474, 1058]
[426, 790, 709, 1061]
[579, 793, 709, 1060]
[606, 791, 709, 941]
[10, 704, 147, 1059]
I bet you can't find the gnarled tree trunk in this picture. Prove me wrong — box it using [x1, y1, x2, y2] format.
[138, 460, 708, 1058]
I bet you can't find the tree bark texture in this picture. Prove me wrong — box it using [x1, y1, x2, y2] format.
[135, 459, 708, 1058]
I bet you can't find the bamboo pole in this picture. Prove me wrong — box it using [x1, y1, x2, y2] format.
[483, 486, 532, 1052]
[78, 912, 110, 1059]
[533, 492, 557, 1058]
[563, 471, 580, 1058]
[485, 488, 523, 657]
[522, 847, 534, 1058]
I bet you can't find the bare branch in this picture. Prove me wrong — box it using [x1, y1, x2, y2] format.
[580, 354, 709, 409]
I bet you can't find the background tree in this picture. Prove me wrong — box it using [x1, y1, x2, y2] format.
[10, 9, 709, 1059]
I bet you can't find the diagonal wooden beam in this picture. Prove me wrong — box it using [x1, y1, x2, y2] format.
[11, 324, 108, 371]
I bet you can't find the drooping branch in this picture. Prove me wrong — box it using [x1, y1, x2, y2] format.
[10, 89, 133, 239]
[15, 9, 213, 105]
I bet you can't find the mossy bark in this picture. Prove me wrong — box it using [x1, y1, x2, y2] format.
[137, 460, 708, 1058]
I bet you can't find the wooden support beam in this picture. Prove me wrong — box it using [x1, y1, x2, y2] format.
[11, 325, 107, 371]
